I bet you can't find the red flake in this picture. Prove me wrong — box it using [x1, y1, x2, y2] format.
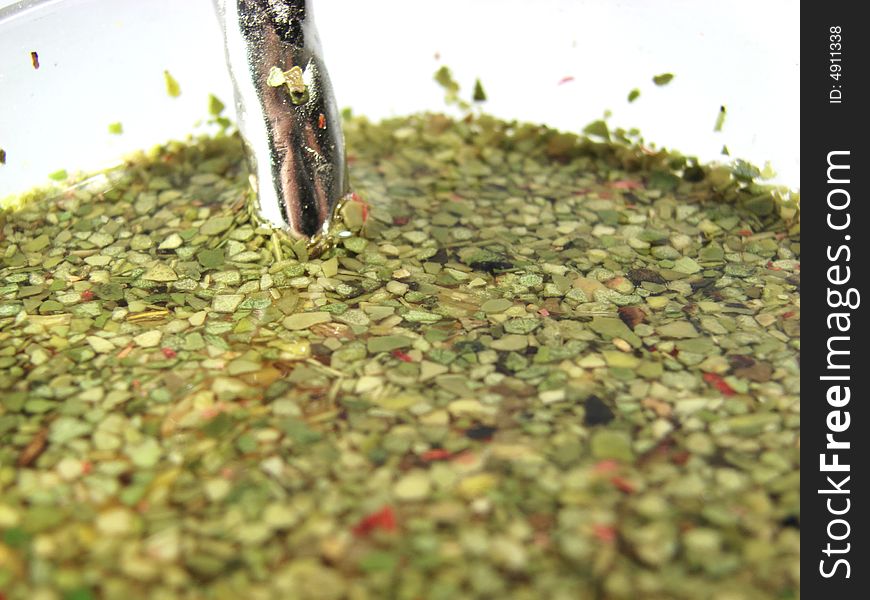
[765, 261, 781, 271]
[609, 180, 643, 190]
[592, 523, 616, 543]
[610, 476, 636, 493]
[201, 406, 223, 419]
[352, 506, 397, 537]
[161, 347, 177, 359]
[392, 350, 413, 362]
[451, 451, 477, 465]
[81, 460, 93, 474]
[350, 192, 369, 223]
[593, 459, 620, 474]
[393, 215, 411, 226]
[557, 76, 575, 85]
[781, 311, 796, 319]
[318, 113, 326, 129]
[80, 289, 95, 301]
[703, 372, 736, 396]
[538, 308, 550, 317]
[737, 229, 753, 237]
[671, 450, 691, 466]
[421, 448, 452, 462]
[221, 466, 236, 479]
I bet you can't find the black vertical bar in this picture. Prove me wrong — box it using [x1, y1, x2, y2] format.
[803, 2, 868, 597]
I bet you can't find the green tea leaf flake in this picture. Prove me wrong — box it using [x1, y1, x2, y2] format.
[266, 66, 307, 104]
[472, 78, 487, 102]
[0, 148, 6, 164]
[48, 169, 68, 181]
[266, 66, 286, 87]
[628, 88, 640, 102]
[583, 119, 610, 141]
[760, 161, 777, 180]
[208, 94, 226, 117]
[434, 65, 459, 94]
[731, 159, 761, 182]
[108, 122, 123, 135]
[163, 70, 181, 97]
[434, 65, 468, 109]
[652, 73, 674, 86]
[714, 105, 727, 132]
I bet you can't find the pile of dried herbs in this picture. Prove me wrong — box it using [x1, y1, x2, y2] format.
[1, 112, 799, 600]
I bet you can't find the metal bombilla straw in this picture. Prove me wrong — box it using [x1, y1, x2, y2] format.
[214, 0, 351, 255]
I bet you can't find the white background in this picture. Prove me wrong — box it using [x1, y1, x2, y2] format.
[0, 0, 799, 197]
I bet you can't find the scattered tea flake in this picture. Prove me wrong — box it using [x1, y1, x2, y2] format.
[142, 263, 178, 282]
[127, 438, 162, 468]
[208, 93, 226, 116]
[49, 169, 68, 181]
[17, 429, 48, 467]
[280, 417, 322, 445]
[402, 309, 442, 323]
[672, 256, 701, 274]
[589, 317, 641, 348]
[163, 69, 181, 97]
[503, 318, 540, 335]
[714, 105, 727, 132]
[108, 122, 123, 135]
[652, 72, 674, 86]
[656, 321, 699, 339]
[713, 413, 781, 436]
[490, 334, 527, 352]
[283, 311, 331, 330]
[472, 78, 487, 102]
[367, 335, 412, 353]
[456, 473, 498, 499]
[212, 294, 244, 313]
[434, 65, 464, 107]
[158, 233, 183, 250]
[86, 335, 115, 353]
[23, 234, 51, 252]
[590, 430, 634, 462]
[133, 330, 163, 348]
[480, 298, 513, 313]
[320, 256, 339, 277]
[393, 470, 432, 501]
[30, 50, 40, 69]
[583, 119, 610, 141]
[419, 360, 449, 382]
[617, 306, 646, 329]
[628, 88, 640, 102]
[200, 215, 234, 235]
[49, 417, 92, 444]
[465, 424, 496, 441]
[227, 358, 261, 375]
[583, 395, 615, 426]
[0, 147, 6, 164]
